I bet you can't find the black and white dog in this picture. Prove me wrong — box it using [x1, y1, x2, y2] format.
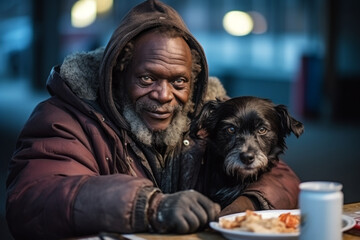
[191, 96, 304, 207]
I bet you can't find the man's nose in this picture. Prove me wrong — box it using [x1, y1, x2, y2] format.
[150, 80, 174, 103]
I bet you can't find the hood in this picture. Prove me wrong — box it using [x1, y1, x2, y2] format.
[98, 0, 209, 130]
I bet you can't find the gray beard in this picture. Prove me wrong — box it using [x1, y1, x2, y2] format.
[123, 102, 193, 148]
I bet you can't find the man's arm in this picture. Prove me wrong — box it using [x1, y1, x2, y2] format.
[219, 160, 300, 216]
[5, 101, 155, 239]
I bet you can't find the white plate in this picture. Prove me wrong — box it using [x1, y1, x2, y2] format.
[210, 209, 356, 240]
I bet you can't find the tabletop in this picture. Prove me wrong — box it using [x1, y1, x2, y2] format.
[126, 202, 360, 240]
[343, 202, 360, 240]
[77, 202, 360, 240]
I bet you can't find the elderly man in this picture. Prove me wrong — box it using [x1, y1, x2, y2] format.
[6, 0, 300, 239]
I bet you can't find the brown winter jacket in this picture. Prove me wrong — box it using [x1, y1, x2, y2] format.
[6, 0, 300, 239]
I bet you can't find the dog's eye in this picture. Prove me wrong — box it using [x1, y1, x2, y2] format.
[258, 127, 268, 135]
[226, 127, 236, 134]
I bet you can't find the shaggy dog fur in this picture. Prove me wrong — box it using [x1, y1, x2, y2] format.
[191, 96, 304, 207]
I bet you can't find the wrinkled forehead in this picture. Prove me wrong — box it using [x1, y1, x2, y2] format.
[133, 30, 191, 55]
[130, 31, 192, 71]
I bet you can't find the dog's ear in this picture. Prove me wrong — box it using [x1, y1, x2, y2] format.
[191, 99, 223, 137]
[275, 105, 304, 138]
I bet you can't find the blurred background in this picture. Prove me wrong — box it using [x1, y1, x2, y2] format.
[1, 0, 359, 239]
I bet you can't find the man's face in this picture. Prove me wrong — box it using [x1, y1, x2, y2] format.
[124, 32, 192, 131]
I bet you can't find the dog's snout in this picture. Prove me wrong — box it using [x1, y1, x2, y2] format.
[240, 152, 255, 165]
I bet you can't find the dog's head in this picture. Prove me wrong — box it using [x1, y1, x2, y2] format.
[191, 96, 304, 180]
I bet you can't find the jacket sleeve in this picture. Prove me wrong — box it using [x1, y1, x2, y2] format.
[220, 161, 300, 216]
[6, 100, 157, 239]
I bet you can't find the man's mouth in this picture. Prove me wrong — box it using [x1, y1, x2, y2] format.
[145, 110, 172, 120]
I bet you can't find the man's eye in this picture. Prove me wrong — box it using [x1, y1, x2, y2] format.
[258, 127, 268, 135]
[226, 127, 236, 134]
[139, 76, 153, 84]
[172, 78, 188, 87]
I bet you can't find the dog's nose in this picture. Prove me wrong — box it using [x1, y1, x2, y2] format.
[240, 152, 255, 165]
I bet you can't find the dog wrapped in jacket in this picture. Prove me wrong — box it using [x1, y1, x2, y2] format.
[191, 96, 304, 208]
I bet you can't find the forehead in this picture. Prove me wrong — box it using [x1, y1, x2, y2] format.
[132, 31, 192, 68]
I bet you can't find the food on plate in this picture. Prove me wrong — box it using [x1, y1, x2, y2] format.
[219, 210, 300, 233]
[278, 212, 300, 229]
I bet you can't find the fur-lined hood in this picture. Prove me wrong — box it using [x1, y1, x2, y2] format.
[99, 0, 210, 130]
[59, 0, 227, 129]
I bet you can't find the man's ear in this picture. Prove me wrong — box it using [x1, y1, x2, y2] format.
[275, 104, 304, 138]
[191, 99, 223, 137]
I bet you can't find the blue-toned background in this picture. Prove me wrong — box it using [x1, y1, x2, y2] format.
[1, 0, 360, 239]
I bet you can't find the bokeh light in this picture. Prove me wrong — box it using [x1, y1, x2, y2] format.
[96, 0, 113, 14]
[223, 11, 254, 36]
[71, 0, 97, 28]
[248, 11, 268, 34]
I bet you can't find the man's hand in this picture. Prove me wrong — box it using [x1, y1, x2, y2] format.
[148, 190, 220, 233]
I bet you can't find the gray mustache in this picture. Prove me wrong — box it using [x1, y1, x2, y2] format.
[136, 102, 182, 113]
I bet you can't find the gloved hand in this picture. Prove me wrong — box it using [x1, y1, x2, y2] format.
[148, 190, 220, 233]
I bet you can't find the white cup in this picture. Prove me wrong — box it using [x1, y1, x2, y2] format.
[299, 181, 343, 240]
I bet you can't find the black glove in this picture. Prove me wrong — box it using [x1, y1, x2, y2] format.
[148, 190, 220, 234]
